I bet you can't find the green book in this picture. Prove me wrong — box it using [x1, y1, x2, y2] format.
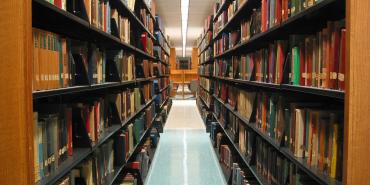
[292, 46, 300, 85]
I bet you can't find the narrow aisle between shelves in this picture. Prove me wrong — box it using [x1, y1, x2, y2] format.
[145, 100, 227, 185]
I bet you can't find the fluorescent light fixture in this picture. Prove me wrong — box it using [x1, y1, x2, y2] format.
[181, 0, 189, 57]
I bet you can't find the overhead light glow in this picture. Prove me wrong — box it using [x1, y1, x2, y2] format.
[181, 0, 189, 57]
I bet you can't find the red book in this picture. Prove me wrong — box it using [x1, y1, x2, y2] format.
[300, 43, 306, 86]
[275, 0, 282, 25]
[125, 131, 129, 158]
[141, 33, 148, 53]
[54, 0, 62, 8]
[277, 41, 285, 84]
[66, 108, 73, 156]
[129, 161, 141, 170]
[94, 101, 100, 141]
[281, 0, 288, 21]
[262, 94, 267, 132]
[261, 0, 267, 32]
[331, 23, 341, 90]
[338, 28, 346, 91]
[306, 38, 313, 86]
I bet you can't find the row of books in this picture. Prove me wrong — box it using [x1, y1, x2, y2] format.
[44, 0, 67, 10]
[32, 29, 139, 91]
[33, 92, 154, 183]
[140, 33, 154, 56]
[154, 31, 170, 52]
[153, 45, 168, 62]
[213, 19, 346, 91]
[111, 9, 131, 44]
[197, 15, 214, 47]
[200, 77, 212, 92]
[214, 0, 247, 35]
[154, 90, 169, 113]
[255, 136, 322, 185]
[152, 62, 169, 76]
[199, 46, 214, 65]
[213, 40, 286, 84]
[115, 107, 155, 167]
[213, 102, 333, 185]
[33, 99, 117, 181]
[213, 83, 343, 181]
[155, 15, 171, 49]
[255, 92, 343, 179]
[115, 85, 154, 122]
[85, 0, 112, 33]
[139, 8, 154, 35]
[210, 122, 257, 185]
[53, 107, 154, 185]
[214, 83, 255, 121]
[199, 31, 213, 51]
[110, 50, 136, 82]
[198, 63, 213, 77]
[289, 20, 346, 90]
[199, 88, 213, 109]
[154, 78, 170, 92]
[261, 0, 326, 33]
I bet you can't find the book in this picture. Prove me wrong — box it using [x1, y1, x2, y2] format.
[288, 19, 346, 90]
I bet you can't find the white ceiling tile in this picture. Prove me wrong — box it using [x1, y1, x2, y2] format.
[156, 0, 216, 56]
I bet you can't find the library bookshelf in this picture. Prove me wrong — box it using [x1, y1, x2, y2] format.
[196, 0, 370, 185]
[0, 0, 172, 184]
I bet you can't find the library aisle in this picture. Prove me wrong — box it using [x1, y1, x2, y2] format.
[145, 100, 227, 185]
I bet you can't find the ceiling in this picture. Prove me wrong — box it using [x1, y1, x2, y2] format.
[155, 0, 215, 57]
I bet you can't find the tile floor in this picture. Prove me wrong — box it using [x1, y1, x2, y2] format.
[145, 100, 227, 185]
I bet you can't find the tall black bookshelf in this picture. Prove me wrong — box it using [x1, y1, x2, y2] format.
[32, 0, 171, 184]
[198, 0, 346, 185]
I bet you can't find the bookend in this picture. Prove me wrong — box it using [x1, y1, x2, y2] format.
[105, 53, 122, 82]
[72, 105, 92, 148]
[105, 93, 123, 126]
[67, 0, 88, 20]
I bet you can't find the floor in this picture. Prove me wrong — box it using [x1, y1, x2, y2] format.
[145, 100, 227, 185]
[174, 84, 195, 100]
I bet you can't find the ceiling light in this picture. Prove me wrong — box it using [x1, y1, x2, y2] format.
[181, 0, 189, 57]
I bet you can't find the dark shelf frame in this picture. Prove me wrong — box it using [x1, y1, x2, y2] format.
[155, 58, 170, 66]
[159, 85, 170, 93]
[213, 76, 345, 100]
[33, 77, 160, 99]
[198, 58, 214, 66]
[199, 74, 213, 79]
[199, 85, 212, 94]
[212, 95, 342, 185]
